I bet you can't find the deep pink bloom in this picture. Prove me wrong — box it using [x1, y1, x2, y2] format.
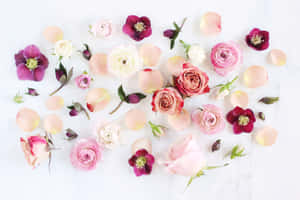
[174, 63, 210, 97]
[70, 138, 102, 171]
[245, 28, 269, 51]
[128, 149, 155, 176]
[163, 29, 176, 39]
[75, 74, 91, 89]
[14, 45, 49, 81]
[226, 106, 256, 134]
[122, 15, 152, 41]
[127, 94, 140, 104]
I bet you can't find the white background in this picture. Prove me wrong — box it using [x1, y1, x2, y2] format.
[0, 0, 299, 200]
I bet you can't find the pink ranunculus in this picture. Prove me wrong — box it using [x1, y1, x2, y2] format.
[191, 104, 225, 135]
[70, 138, 102, 171]
[75, 74, 91, 89]
[174, 63, 210, 97]
[210, 42, 242, 76]
[90, 20, 113, 38]
[151, 87, 184, 115]
[20, 135, 50, 168]
[163, 134, 206, 176]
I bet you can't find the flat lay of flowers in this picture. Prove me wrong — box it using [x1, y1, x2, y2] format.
[14, 12, 284, 190]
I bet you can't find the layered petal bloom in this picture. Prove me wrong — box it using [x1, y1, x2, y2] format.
[163, 134, 206, 176]
[174, 63, 210, 97]
[128, 149, 155, 176]
[210, 42, 242, 76]
[20, 135, 50, 168]
[14, 45, 49, 81]
[75, 74, 91, 89]
[151, 87, 184, 115]
[122, 15, 152, 41]
[245, 28, 269, 51]
[226, 106, 256, 134]
[188, 45, 206, 66]
[108, 45, 141, 79]
[54, 40, 73, 58]
[191, 104, 225, 135]
[70, 138, 102, 171]
[90, 19, 113, 38]
[95, 122, 121, 149]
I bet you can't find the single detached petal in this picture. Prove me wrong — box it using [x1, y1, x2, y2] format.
[200, 12, 222, 35]
[23, 45, 41, 59]
[243, 65, 268, 88]
[230, 91, 249, 108]
[16, 64, 34, 80]
[269, 49, 287, 66]
[254, 126, 278, 146]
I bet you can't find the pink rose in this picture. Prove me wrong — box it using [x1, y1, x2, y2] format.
[70, 138, 102, 171]
[20, 135, 50, 168]
[90, 20, 113, 38]
[163, 134, 206, 176]
[191, 104, 225, 135]
[151, 87, 184, 115]
[210, 42, 242, 76]
[174, 63, 210, 97]
[75, 74, 91, 89]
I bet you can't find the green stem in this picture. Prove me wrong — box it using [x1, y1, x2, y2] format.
[109, 101, 123, 115]
[49, 84, 65, 96]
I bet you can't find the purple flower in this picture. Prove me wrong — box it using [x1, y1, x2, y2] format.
[26, 88, 39, 96]
[82, 44, 92, 60]
[122, 15, 152, 41]
[163, 29, 176, 39]
[245, 28, 269, 51]
[69, 108, 78, 116]
[14, 45, 49, 81]
[126, 93, 145, 104]
[67, 102, 90, 120]
[128, 149, 155, 176]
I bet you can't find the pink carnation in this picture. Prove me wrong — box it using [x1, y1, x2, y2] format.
[70, 138, 102, 171]
[191, 104, 225, 135]
[210, 42, 242, 76]
[75, 74, 91, 89]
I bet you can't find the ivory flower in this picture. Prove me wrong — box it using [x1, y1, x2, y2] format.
[54, 40, 73, 58]
[95, 122, 121, 149]
[90, 20, 113, 38]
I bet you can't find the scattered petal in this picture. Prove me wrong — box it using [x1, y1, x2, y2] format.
[131, 137, 152, 154]
[138, 68, 164, 93]
[43, 114, 63, 134]
[125, 108, 147, 130]
[43, 26, 63, 43]
[45, 96, 64, 111]
[167, 109, 191, 131]
[254, 126, 278, 146]
[269, 49, 287, 66]
[230, 91, 249, 108]
[86, 88, 110, 112]
[200, 12, 222, 36]
[243, 65, 268, 88]
[16, 108, 40, 132]
[89, 53, 108, 76]
[166, 56, 186, 76]
[139, 43, 161, 67]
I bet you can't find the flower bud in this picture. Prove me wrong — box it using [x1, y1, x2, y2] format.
[163, 29, 176, 39]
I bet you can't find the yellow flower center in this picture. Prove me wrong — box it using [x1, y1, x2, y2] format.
[251, 35, 263, 45]
[26, 58, 38, 70]
[136, 156, 147, 168]
[134, 22, 145, 32]
[238, 115, 249, 126]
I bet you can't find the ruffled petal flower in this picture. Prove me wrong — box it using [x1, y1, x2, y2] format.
[122, 15, 152, 41]
[245, 28, 269, 51]
[128, 148, 155, 176]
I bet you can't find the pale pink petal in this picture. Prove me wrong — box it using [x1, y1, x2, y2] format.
[89, 53, 108, 76]
[230, 91, 249, 108]
[16, 108, 40, 132]
[255, 126, 278, 146]
[131, 137, 152, 154]
[45, 96, 64, 111]
[269, 49, 287, 66]
[43, 114, 63, 134]
[139, 43, 161, 67]
[200, 12, 221, 36]
[125, 108, 147, 130]
[43, 26, 63, 43]
[244, 65, 268, 88]
[166, 56, 186, 76]
[138, 69, 164, 93]
[167, 109, 191, 131]
[86, 88, 110, 112]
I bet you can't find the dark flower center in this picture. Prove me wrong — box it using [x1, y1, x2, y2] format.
[251, 35, 264, 45]
[26, 58, 38, 70]
[238, 115, 249, 126]
[136, 156, 147, 168]
[134, 22, 145, 32]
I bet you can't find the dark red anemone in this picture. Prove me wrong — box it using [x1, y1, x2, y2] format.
[245, 28, 269, 51]
[122, 15, 152, 41]
[128, 149, 155, 176]
[226, 106, 256, 134]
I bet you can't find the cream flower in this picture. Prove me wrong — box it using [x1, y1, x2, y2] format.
[90, 20, 113, 38]
[108, 45, 141, 78]
[95, 122, 121, 149]
[54, 40, 73, 58]
[188, 45, 206, 65]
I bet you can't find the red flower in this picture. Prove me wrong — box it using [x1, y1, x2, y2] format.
[226, 106, 256, 134]
[122, 15, 152, 41]
[245, 28, 269, 51]
[174, 63, 210, 97]
[128, 149, 155, 176]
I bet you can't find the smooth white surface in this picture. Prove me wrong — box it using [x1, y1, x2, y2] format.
[0, 0, 299, 200]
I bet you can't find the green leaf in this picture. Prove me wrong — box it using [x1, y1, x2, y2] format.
[67, 67, 74, 82]
[118, 85, 126, 101]
[173, 22, 180, 30]
[170, 39, 175, 49]
[13, 93, 23, 104]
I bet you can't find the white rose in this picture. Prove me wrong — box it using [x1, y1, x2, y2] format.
[54, 40, 73, 58]
[188, 45, 206, 65]
[96, 123, 120, 149]
[108, 45, 141, 79]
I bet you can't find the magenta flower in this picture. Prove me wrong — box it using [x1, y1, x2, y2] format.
[245, 28, 269, 51]
[128, 149, 155, 176]
[226, 106, 256, 134]
[14, 45, 49, 81]
[75, 74, 91, 89]
[122, 15, 152, 41]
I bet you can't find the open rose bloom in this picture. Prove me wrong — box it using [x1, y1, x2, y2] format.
[20, 135, 50, 168]
[163, 134, 206, 176]
[174, 63, 210, 97]
[191, 104, 225, 134]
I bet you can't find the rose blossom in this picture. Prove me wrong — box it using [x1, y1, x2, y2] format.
[95, 122, 121, 149]
[20, 135, 50, 168]
[54, 40, 73, 58]
[210, 42, 242, 76]
[75, 74, 91, 89]
[163, 133, 206, 176]
[151, 87, 184, 115]
[191, 104, 225, 134]
[174, 63, 210, 97]
[70, 138, 102, 171]
[90, 20, 113, 38]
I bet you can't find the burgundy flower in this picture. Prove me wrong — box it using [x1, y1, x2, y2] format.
[82, 44, 92, 60]
[128, 149, 155, 176]
[14, 45, 49, 81]
[245, 28, 269, 51]
[226, 106, 256, 134]
[26, 88, 39, 96]
[122, 15, 152, 41]
[163, 29, 176, 39]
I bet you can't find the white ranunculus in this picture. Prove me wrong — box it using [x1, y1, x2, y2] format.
[54, 40, 73, 58]
[188, 45, 206, 65]
[108, 45, 141, 79]
[96, 123, 120, 149]
[90, 19, 113, 38]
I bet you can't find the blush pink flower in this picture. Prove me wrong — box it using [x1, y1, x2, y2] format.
[210, 42, 242, 76]
[70, 138, 102, 171]
[90, 20, 113, 38]
[163, 134, 206, 176]
[191, 104, 225, 135]
[151, 87, 184, 115]
[75, 74, 91, 89]
[174, 63, 210, 97]
[20, 135, 50, 168]
[122, 15, 152, 41]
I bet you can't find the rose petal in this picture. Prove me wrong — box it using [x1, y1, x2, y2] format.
[244, 65, 268, 88]
[200, 12, 222, 36]
[269, 49, 287, 66]
[23, 45, 40, 59]
[254, 126, 278, 146]
[230, 91, 249, 108]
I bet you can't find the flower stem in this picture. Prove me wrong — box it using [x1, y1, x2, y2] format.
[49, 84, 65, 96]
[82, 108, 90, 120]
[109, 101, 123, 115]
